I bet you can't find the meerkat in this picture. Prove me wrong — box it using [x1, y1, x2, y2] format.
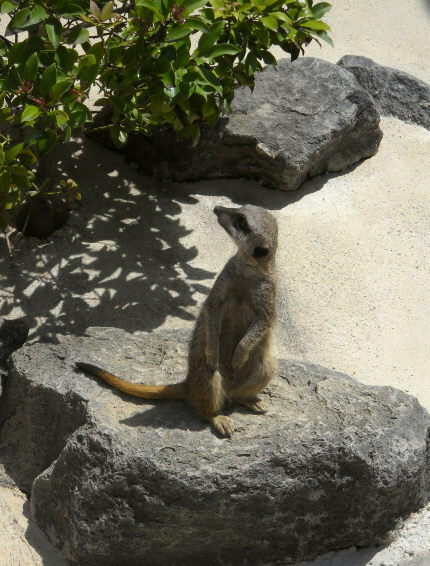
[76, 204, 278, 436]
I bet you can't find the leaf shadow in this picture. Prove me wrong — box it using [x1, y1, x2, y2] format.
[0, 135, 216, 341]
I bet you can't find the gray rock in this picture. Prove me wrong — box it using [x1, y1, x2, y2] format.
[1, 327, 429, 566]
[338, 55, 430, 130]
[91, 58, 382, 191]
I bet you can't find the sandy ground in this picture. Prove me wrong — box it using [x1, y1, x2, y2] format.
[0, 487, 68, 566]
[0, 1, 430, 565]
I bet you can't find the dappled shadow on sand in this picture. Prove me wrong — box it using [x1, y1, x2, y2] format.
[0, 131, 364, 342]
[0, 136, 215, 341]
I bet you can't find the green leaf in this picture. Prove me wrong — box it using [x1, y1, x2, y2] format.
[197, 67, 222, 94]
[7, 39, 27, 65]
[154, 0, 168, 18]
[68, 101, 91, 125]
[41, 63, 57, 96]
[201, 44, 240, 59]
[260, 50, 277, 66]
[244, 51, 261, 76]
[36, 131, 58, 156]
[312, 2, 332, 19]
[55, 110, 69, 128]
[55, 45, 78, 73]
[261, 15, 278, 32]
[209, 0, 223, 10]
[27, 5, 48, 26]
[8, 7, 30, 30]
[184, 17, 209, 33]
[23, 52, 39, 81]
[202, 99, 217, 119]
[197, 21, 225, 54]
[57, 1, 84, 17]
[173, 43, 189, 69]
[269, 11, 292, 24]
[318, 30, 334, 47]
[0, 108, 11, 120]
[5, 142, 23, 163]
[182, 0, 207, 16]
[0, 1, 16, 14]
[10, 164, 32, 187]
[110, 125, 127, 147]
[135, 0, 161, 18]
[88, 41, 105, 63]
[67, 25, 89, 44]
[100, 0, 113, 21]
[166, 25, 194, 42]
[300, 19, 331, 31]
[77, 54, 98, 83]
[21, 105, 41, 122]
[46, 20, 62, 49]
[0, 171, 10, 192]
[89, 0, 101, 19]
[51, 79, 74, 103]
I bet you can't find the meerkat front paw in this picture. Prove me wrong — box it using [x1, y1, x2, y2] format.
[231, 346, 249, 370]
[211, 415, 234, 437]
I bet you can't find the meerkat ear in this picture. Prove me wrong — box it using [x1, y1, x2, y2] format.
[253, 246, 269, 258]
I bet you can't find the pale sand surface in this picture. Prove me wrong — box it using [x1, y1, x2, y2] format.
[0, 1, 430, 565]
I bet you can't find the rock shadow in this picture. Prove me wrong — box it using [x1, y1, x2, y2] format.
[120, 398, 267, 436]
[21, 500, 69, 566]
[120, 402, 206, 433]
[0, 136, 215, 341]
[172, 159, 364, 211]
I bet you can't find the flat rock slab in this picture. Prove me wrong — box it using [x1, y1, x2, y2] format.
[338, 55, 430, 130]
[92, 58, 382, 191]
[1, 327, 429, 566]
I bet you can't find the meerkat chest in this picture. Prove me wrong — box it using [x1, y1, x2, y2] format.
[220, 285, 255, 339]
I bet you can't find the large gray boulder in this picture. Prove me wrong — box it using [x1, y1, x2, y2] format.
[1, 327, 429, 565]
[92, 58, 382, 191]
[338, 55, 430, 130]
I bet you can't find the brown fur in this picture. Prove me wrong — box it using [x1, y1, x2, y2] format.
[76, 204, 278, 436]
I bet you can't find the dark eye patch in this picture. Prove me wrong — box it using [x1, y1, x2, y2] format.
[233, 214, 251, 234]
[253, 246, 269, 258]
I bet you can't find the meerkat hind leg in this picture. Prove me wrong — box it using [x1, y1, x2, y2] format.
[189, 370, 234, 436]
[233, 356, 275, 414]
[236, 397, 268, 413]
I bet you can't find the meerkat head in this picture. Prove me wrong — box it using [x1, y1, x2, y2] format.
[213, 204, 278, 264]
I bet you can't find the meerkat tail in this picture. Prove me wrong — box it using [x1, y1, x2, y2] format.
[75, 362, 186, 400]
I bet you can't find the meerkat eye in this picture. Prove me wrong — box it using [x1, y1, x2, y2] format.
[253, 246, 269, 258]
[234, 214, 251, 234]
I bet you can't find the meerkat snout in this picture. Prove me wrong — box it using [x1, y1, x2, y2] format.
[213, 204, 277, 264]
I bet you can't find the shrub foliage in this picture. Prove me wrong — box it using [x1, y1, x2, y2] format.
[0, 0, 332, 230]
